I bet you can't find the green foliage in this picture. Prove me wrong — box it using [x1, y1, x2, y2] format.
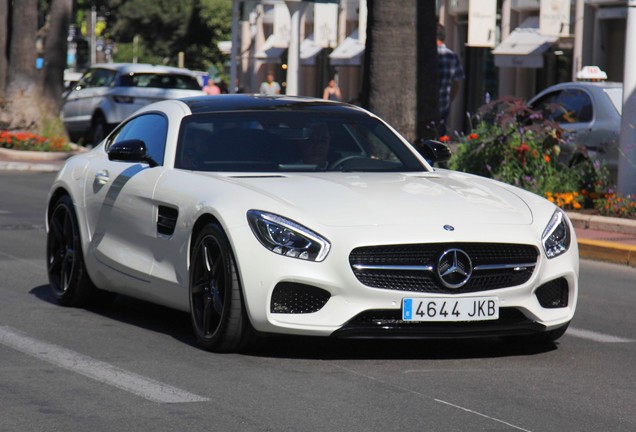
[449, 97, 609, 199]
[76, 0, 231, 78]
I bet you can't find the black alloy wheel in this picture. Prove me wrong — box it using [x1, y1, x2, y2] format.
[47, 195, 96, 306]
[189, 223, 252, 352]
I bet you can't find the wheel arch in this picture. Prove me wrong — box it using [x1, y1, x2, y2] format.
[189, 213, 224, 265]
[46, 187, 71, 228]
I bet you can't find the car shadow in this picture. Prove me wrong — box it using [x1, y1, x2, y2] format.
[31, 285, 558, 360]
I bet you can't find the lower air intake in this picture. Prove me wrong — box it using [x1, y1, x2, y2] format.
[271, 283, 331, 314]
[535, 278, 569, 308]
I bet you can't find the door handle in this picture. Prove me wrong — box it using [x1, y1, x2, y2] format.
[95, 170, 110, 185]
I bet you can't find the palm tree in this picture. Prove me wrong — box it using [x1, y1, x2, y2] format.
[363, 0, 438, 142]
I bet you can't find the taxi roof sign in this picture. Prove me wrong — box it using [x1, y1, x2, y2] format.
[576, 66, 608, 81]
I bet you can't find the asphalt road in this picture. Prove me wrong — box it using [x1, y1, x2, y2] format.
[1, 171, 635, 432]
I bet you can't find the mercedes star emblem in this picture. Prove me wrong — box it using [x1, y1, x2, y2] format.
[437, 248, 473, 289]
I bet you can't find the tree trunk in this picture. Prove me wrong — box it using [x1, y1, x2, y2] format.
[42, 0, 73, 115]
[415, 1, 439, 141]
[362, 0, 438, 142]
[0, 0, 9, 101]
[0, 0, 43, 131]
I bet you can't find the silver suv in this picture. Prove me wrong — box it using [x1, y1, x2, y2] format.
[62, 63, 205, 144]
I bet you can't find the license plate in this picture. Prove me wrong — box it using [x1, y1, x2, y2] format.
[402, 297, 499, 322]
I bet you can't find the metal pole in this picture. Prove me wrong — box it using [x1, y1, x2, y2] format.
[617, 0, 636, 196]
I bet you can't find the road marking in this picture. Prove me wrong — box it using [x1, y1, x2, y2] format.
[434, 399, 532, 432]
[335, 364, 532, 431]
[567, 327, 634, 343]
[0, 326, 209, 403]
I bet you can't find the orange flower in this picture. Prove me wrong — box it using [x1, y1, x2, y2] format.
[468, 133, 478, 140]
[439, 135, 450, 142]
[544, 155, 550, 163]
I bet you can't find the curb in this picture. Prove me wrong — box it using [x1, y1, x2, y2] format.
[568, 212, 636, 267]
[577, 238, 636, 267]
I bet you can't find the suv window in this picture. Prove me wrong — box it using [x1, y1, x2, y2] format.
[533, 89, 593, 123]
[79, 68, 117, 88]
[118, 73, 202, 90]
[107, 113, 168, 166]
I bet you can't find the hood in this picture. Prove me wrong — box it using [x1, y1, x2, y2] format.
[223, 170, 533, 228]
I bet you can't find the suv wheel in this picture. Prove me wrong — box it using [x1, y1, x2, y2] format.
[91, 115, 108, 145]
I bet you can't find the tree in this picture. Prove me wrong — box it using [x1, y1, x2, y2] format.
[42, 0, 73, 113]
[0, 0, 43, 131]
[106, 0, 231, 73]
[0, 0, 72, 135]
[0, 0, 8, 100]
[363, 0, 438, 142]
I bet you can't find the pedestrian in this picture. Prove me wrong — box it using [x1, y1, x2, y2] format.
[259, 73, 281, 95]
[437, 23, 465, 135]
[322, 79, 342, 101]
[204, 79, 221, 95]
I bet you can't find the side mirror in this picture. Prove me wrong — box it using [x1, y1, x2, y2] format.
[108, 139, 158, 167]
[413, 139, 452, 165]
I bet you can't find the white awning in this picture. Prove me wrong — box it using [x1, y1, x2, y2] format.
[492, 17, 557, 68]
[329, 29, 365, 66]
[301, 34, 323, 66]
[256, 35, 287, 63]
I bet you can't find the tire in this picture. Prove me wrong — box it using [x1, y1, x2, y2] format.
[46, 195, 98, 307]
[91, 114, 108, 145]
[189, 223, 253, 352]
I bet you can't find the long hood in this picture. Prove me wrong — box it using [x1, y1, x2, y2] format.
[222, 171, 533, 228]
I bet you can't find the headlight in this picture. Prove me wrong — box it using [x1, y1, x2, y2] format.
[542, 210, 571, 258]
[247, 210, 330, 262]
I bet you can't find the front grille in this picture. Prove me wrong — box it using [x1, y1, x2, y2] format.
[535, 278, 569, 308]
[349, 243, 538, 294]
[271, 282, 331, 314]
[331, 308, 545, 338]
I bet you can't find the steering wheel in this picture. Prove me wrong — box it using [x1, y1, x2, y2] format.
[329, 155, 368, 171]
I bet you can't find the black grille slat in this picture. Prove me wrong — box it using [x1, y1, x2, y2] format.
[350, 243, 538, 294]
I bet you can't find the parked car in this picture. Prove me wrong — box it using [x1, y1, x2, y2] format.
[46, 95, 579, 352]
[61, 63, 205, 144]
[528, 81, 623, 182]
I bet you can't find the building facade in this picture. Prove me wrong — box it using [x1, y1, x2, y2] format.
[231, 0, 630, 133]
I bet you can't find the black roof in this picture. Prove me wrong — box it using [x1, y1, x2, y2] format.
[181, 94, 366, 115]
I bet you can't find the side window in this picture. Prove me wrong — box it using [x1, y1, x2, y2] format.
[80, 69, 116, 88]
[556, 89, 593, 123]
[531, 91, 561, 122]
[106, 113, 168, 165]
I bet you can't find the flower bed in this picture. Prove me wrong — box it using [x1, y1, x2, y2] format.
[447, 97, 635, 220]
[0, 130, 72, 152]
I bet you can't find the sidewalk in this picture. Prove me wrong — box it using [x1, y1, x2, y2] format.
[1, 155, 635, 267]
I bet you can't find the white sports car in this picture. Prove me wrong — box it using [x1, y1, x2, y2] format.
[46, 95, 579, 352]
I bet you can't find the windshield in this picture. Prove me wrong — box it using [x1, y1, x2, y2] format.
[603, 88, 623, 115]
[118, 73, 202, 90]
[175, 111, 427, 173]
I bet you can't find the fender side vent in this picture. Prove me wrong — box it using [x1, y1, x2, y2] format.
[157, 205, 179, 236]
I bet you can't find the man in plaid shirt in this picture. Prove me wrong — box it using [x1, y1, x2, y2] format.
[437, 24, 465, 135]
